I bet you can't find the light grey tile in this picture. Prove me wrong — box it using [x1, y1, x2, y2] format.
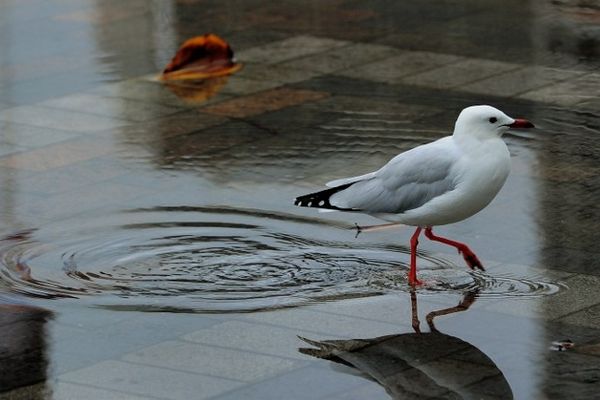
[325, 382, 390, 400]
[0, 141, 27, 157]
[0, 121, 81, 148]
[52, 382, 153, 400]
[91, 79, 187, 106]
[239, 307, 401, 338]
[183, 320, 338, 360]
[0, 105, 129, 133]
[122, 340, 302, 382]
[91, 78, 232, 109]
[40, 93, 182, 122]
[59, 360, 241, 400]
[21, 181, 153, 218]
[302, 292, 463, 327]
[339, 51, 463, 83]
[0, 137, 114, 171]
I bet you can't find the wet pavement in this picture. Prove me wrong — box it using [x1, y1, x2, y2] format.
[1, 0, 600, 399]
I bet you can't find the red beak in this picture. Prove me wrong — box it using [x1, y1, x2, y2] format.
[509, 118, 535, 129]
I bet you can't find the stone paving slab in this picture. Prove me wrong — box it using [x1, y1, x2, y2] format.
[58, 360, 242, 400]
[50, 311, 221, 375]
[557, 302, 600, 329]
[325, 383, 391, 400]
[0, 121, 81, 149]
[218, 76, 283, 96]
[401, 58, 522, 90]
[0, 137, 113, 171]
[279, 43, 402, 74]
[210, 365, 369, 400]
[239, 63, 322, 85]
[460, 66, 586, 98]
[51, 382, 153, 400]
[122, 340, 303, 383]
[202, 88, 329, 118]
[239, 306, 406, 338]
[20, 181, 153, 220]
[183, 320, 336, 361]
[0, 105, 129, 133]
[39, 93, 183, 122]
[237, 35, 349, 65]
[339, 51, 464, 84]
[90, 79, 201, 108]
[518, 72, 600, 106]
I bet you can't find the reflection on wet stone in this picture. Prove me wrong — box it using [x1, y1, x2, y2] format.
[0, 303, 52, 397]
[300, 291, 513, 399]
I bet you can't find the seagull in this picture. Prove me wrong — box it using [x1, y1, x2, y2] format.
[294, 105, 534, 286]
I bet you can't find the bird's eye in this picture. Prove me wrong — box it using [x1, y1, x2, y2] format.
[489, 117, 497, 123]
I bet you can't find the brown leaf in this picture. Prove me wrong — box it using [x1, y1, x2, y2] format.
[161, 34, 242, 81]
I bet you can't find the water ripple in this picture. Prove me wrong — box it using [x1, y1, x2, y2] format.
[0, 207, 565, 312]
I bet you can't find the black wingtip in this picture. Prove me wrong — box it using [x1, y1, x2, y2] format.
[293, 183, 356, 211]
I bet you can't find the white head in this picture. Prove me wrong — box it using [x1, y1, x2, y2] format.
[453, 105, 534, 140]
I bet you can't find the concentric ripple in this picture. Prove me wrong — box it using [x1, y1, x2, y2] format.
[0, 207, 565, 312]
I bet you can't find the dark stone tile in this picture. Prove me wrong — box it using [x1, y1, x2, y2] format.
[225, 29, 293, 52]
[540, 321, 600, 400]
[147, 120, 265, 171]
[0, 304, 52, 394]
[237, 35, 348, 65]
[108, 111, 230, 149]
[539, 247, 600, 276]
[557, 302, 600, 329]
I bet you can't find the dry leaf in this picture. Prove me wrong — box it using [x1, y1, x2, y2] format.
[161, 34, 242, 81]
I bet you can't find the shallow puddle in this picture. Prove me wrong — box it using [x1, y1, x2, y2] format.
[0, 206, 565, 313]
[1, 0, 600, 398]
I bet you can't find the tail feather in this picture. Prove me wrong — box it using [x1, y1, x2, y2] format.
[294, 183, 358, 211]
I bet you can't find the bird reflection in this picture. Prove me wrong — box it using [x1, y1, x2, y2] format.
[299, 290, 513, 400]
[0, 301, 52, 397]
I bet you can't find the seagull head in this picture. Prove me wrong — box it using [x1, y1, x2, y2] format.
[454, 105, 534, 140]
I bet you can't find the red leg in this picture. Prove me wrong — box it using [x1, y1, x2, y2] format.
[424, 228, 484, 271]
[408, 227, 423, 286]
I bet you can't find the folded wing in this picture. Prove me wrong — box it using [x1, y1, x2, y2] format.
[329, 139, 460, 214]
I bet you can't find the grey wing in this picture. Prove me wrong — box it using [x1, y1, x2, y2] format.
[329, 140, 459, 214]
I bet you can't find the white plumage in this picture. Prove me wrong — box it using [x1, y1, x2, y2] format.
[295, 105, 535, 285]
